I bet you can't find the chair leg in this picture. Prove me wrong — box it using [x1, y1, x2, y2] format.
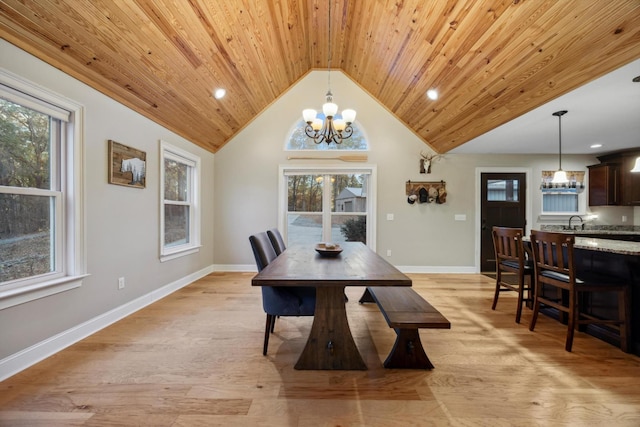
[491, 274, 501, 311]
[515, 275, 524, 324]
[270, 315, 277, 333]
[263, 314, 274, 356]
[565, 291, 577, 352]
[529, 280, 542, 332]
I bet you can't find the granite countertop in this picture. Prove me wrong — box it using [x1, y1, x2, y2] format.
[541, 225, 640, 235]
[574, 237, 640, 256]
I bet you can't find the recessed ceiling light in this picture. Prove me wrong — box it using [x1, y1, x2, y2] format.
[590, 144, 603, 149]
[426, 89, 438, 100]
[213, 88, 226, 99]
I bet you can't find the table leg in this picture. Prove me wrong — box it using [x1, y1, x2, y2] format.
[295, 286, 367, 370]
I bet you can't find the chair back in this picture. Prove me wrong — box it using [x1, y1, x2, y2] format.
[249, 232, 278, 271]
[492, 226, 528, 269]
[267, 228, 286, 255]
[529, 230, 577, 287]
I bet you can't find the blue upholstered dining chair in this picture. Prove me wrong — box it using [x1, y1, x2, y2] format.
[249, 232, 316, 355]
[267, 228, 286, 255]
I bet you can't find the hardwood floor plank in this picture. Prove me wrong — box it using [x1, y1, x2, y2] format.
[1, 272, 639, 426]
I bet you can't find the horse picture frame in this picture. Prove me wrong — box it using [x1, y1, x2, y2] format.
[108, 140, 146, 189]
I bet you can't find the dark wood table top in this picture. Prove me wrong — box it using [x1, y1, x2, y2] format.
[251, 242, 412, 287]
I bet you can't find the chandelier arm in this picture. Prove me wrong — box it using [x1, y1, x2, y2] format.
[339, 125, 354, 140]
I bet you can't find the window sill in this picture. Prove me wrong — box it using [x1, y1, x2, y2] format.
[0, 274, 89, 310]
[160, 245, 201, 263]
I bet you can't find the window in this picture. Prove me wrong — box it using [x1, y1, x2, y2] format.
[0, 70, 85, 309]
[487, 179, 520, 201]
[542, 188, 579, 212]
[160, 141, 200, 261]
[279, 166, 376, 249]
[540, 171, 586, 214]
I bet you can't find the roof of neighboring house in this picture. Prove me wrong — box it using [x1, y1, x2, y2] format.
[336, 187, 364, 200]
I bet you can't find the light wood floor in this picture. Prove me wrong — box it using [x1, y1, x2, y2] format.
[1, 272, 639, 426]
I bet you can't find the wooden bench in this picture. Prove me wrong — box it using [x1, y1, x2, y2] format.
[360, 286, 451, 369]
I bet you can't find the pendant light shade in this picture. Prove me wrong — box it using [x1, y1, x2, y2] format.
[552, 169, 568, 183]
[551, 110, 569, 184]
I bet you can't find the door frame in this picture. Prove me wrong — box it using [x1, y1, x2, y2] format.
[474, 167, 533, 273]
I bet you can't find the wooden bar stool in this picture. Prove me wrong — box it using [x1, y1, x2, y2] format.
[528, 230, 631, 352]
[491, 226, 534, 323]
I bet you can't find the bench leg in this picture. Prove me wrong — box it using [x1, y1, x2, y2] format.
[383, 328, 434, 370]
[358, 288, 374, 304]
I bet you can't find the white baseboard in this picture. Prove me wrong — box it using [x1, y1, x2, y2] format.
[397, 266, 477, 274]
[0, 265, 214, 382]
[213, 264, 256, 272]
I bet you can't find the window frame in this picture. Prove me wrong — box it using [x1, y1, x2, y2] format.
[159, 140, 201, 262]
[0, 68, 87, 310]
[278, 165, 377, 250]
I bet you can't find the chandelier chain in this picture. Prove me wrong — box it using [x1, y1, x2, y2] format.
[327, 0, 332, 92]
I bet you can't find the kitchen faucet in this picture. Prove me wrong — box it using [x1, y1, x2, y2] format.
[568, 215, 584, 231]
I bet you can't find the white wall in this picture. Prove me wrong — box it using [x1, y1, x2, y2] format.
[213, 70, 618, 271]
[0, 41, 215, 364]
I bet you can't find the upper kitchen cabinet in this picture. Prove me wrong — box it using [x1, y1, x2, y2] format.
[588, 162, 620, 206]
[589, 149, 640, 206]
[620, 152, 640, 205]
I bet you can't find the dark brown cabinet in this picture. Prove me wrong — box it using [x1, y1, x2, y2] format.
[619, 153, 640, 205]
[588, 149, 640, 206]
[587, 163, 620, 205]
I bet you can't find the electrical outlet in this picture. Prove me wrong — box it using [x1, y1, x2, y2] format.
[118, 277, 125, 290]
[386, 249, 392, 257]
[622, 215, 628, 223]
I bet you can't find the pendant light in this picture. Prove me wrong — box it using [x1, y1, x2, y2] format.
[551, 110, 569, 184]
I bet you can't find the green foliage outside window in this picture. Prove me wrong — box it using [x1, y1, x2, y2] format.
[340, 216, 366, 242]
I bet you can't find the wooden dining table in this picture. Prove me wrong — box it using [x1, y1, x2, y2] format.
[251, 241, 412, 370]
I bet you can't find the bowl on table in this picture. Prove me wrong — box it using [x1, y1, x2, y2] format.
[315, 243, 343, 257]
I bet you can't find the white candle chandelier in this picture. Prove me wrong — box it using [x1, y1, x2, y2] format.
[301, 2, 356, 145]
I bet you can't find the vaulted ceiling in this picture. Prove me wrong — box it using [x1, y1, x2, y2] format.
[1, 1, 639, 154]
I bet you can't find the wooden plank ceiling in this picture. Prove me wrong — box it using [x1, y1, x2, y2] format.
[1, 0, 639, 154]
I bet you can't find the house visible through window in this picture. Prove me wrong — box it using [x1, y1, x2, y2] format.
[0, 70, 85, 309]
[160, 141, 201, 261]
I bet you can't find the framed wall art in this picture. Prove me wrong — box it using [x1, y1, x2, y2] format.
[108, 140, 146, 189]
